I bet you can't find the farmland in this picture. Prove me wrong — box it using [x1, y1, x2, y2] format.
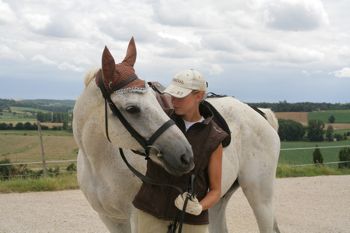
[279, 140, 349, 166]
[308, 109, 350, 123]
[0, 131, 77, 171]
[1, 99, 350, 173]
[1, 130, 349, 169]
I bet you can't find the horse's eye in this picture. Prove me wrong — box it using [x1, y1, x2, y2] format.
[125, 106, 140, 114]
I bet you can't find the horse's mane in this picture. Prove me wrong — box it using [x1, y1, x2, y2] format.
[84, 68, 99, 87]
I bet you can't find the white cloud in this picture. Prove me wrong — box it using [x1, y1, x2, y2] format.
[208, 64, 224, 75]
[333, 67, 350, 78]
[58, 62, 84, 72]
[22, 13, 51, 31]
[31, 54, 83, 72]
[263, 0, 329, 31]
[0, 0, 350, 102]
[0, 45, 25, 60]
[0, 0, 16, 24]
[31, 54, 56, 65]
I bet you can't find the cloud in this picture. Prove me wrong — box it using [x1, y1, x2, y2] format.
[263, 0, 329, 31]
[0, 0, 350, 102]
[0, 45, 25, 60]
[31, 54, 83, 72]
[333, 67, 350, 78]
[31, 54, 55, 65]
[0, 0, 16, 24]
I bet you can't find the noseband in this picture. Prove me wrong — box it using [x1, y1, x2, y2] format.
[96, 69, 175, 158]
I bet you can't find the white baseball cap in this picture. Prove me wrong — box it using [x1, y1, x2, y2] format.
[164, 69, 207, 98]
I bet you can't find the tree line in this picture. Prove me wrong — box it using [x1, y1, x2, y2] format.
[0, 98, 74, 113]
[278, 119, 349, 142]
[250, 101, 350, 112]
[1, 98, 350, 113]
[0, 122, 70, 131]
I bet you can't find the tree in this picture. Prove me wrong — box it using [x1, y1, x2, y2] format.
[0, 159, 14, 180]
[325, 125, 334, 141]
[328, 115, 335, 123]
[307, 120, 324, 141]
[278, 119, 305, 141]
[338, 148, 350, 168]
[15, 122, 24, 130]
[313, 146, 323, 165]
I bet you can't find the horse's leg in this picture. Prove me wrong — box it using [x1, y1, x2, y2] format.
[98, 214, 132, 233]
[208, 180, 239, 233]
[238, 164, 278, 233]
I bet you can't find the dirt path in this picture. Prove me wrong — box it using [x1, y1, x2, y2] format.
[0, 175, 349, 233]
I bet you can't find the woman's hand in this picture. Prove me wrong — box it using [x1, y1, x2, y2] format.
[174, 192, 203, 216]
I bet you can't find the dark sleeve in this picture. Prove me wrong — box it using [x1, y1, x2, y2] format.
[207, 121, 229, 154]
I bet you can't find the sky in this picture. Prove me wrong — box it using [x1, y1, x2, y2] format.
[0, 0, 349, 103]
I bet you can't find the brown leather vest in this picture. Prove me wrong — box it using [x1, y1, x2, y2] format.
[133, 103, 228, 225]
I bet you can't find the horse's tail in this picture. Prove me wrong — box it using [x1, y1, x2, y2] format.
[259, 108, 279, 131]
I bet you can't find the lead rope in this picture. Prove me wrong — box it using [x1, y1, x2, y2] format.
[119, 147, 192, 233]
[167, 174, 195, 233]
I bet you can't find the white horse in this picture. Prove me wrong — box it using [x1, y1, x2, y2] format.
[73, 38, 281, 233]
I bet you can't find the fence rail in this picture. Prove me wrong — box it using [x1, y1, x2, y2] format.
[0, 145, 349, 170]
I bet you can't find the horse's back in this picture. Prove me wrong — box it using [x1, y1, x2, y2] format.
[206, 97, 280, 191]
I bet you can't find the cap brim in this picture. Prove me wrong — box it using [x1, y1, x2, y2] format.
[164, 84, 192, 98]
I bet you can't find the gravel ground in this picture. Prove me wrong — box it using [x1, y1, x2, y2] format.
[0, 175, 349, 233]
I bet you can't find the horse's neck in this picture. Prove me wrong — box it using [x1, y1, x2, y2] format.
[74, 81, 120, 168]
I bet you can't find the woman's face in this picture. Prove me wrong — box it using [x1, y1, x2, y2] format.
[171, 91, 204, 116]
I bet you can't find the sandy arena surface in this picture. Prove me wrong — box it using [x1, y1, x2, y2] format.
[0, 175, 349, 233]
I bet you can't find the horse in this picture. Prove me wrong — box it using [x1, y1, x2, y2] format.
[73, 37, 281, 233]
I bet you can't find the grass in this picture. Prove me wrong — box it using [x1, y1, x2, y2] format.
[1, 130, 350, 193]
[308, 110, 350, 123]
[279, 140, 350, 165]
[277, 164, 350, 177]
[0, 131, 77, 166]
[0, 173, 78, 193]
[10, 106, 50, 113]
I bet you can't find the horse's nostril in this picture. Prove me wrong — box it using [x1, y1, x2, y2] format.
[180, 154, 191, 166]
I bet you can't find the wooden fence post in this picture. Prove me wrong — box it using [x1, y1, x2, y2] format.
[37, 120, 48, 177]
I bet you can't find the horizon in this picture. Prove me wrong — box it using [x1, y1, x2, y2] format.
[1, 97, 349, 105]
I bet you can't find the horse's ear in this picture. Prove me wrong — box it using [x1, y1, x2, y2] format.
[122, 37, 137, 67]
[102, 46, 115, 81]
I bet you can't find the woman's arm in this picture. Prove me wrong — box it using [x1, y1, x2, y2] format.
[199, 144, 223, 210]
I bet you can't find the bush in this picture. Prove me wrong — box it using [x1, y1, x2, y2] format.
[307, 120, 325, 141]
[278, 119, 305, 141]
[0, 159, 15, 180]
[328, 115, 335, 123]
[0, 160, 61, 179]
[334, 133, 344, 141]
[339, 148, 350, 168]
[313, 146, 323, 165]
[66, 163, 77, 172]
[325, 125, 334, 141]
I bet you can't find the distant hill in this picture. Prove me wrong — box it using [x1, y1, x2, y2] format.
[0, 99, 75, 112]
[1, 98, 350, 113]
[249, 101, 350, 112]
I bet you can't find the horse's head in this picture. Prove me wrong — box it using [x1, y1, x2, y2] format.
[95, 37, 194, 176]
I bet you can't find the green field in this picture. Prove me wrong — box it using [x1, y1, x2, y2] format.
[0, 130, 349, 192]
[280, 140, 350, 166]
[1, 130, 348, 167]
[10, 107, 50, 114]
[0, 130, 77, 171]
[308, 110, 350, 123]
[0, 111, 36, 123]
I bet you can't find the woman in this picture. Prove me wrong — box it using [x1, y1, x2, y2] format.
[133, 69, 228, 233]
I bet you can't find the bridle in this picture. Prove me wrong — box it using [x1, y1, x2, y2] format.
[96, 69, 175, 158]
[96, 69, 192, 233]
